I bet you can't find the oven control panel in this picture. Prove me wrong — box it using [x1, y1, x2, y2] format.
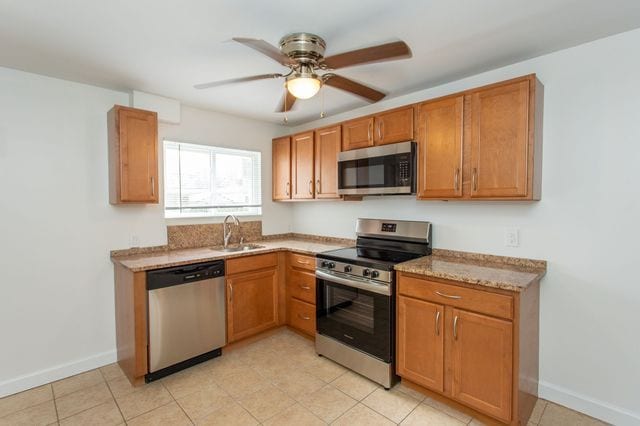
[317, 258, 392, 284]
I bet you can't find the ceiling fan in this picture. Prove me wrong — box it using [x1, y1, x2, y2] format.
[194, 33, 412, 112]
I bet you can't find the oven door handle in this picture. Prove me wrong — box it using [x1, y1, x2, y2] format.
[315, 270, 391, 296]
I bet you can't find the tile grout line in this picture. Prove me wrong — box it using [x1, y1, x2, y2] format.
[163, 381, 196, 426]
[100, 368, 127, 424]
[49, 384, 60, 425]
[536, 400, 549, 425]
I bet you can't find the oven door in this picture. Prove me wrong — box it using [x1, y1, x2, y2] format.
[316, 270, 392, 362]
[337, 141, 415, 195]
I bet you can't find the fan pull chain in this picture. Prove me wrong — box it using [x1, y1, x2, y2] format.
[320, 86, 326, 118]
[282, 84, 288, 124]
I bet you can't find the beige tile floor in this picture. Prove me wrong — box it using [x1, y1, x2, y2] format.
[0, 328, 608, 425]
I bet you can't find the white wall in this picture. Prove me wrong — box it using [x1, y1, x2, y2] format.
[289, 29, 640, 425]
[0, 67, 289, 397]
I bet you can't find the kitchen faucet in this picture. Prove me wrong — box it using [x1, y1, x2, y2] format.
[223, 215, 240, 248]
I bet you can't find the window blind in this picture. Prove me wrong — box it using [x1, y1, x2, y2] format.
[164, 140, 262, 218]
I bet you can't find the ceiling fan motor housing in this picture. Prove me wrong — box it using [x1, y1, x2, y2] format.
[279, 33, 326, 64]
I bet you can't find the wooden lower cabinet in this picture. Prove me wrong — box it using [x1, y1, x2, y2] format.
[286, 253, 317, 336]
[288, 297, 316, 336]
[226, 262, 279, 343]
[397, 296, 444, 392]
[451, 308, 513, 422]
[397, 272, 539, 425]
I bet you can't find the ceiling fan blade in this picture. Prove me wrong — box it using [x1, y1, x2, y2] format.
[322, 41, 411, 70]
[194, 73, 282, 90]
[233, 37, 296, 66]
[323, 74, 385, 102]
[277, 91, 297, 112]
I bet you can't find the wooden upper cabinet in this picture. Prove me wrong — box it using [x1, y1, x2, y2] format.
[451, 308, 513, 422]
[272, 136, 291, 200]
[291, 131, 315, 199]
[469, 79, 532, 198]
[374, 106, 414, 146]
[314, 125, 341, 199]
[342, 116, 374, 151]
[108, 105, 158, 204]
[397, 296, 445, 393]
[226, 267, 278, 343]
[417, 96, 464, 199]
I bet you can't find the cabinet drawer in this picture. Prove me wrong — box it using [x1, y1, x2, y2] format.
[398, 274, 513, 320]
[226, 253, 278, 275]
[289, 298, 316, 336]
[288, 269, 316, 304]
[288, 252, 315, 271]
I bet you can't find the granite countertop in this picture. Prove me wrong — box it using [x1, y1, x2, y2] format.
[111, 238, 348, 272]
[112, 234, 547, 292]
[395, 251, 546, 292]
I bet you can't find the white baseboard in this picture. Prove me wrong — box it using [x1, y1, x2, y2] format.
[0, 350, 117, 398]
[539, 380, 640, 426]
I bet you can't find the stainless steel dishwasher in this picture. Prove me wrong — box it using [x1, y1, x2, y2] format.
[146, 260, 226, 382]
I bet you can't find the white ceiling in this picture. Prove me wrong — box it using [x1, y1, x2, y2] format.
[1, 0, 640, 125]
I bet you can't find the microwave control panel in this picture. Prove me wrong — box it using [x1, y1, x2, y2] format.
[399, 159, 410, 186]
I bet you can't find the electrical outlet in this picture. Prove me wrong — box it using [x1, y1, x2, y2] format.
[504, 228, 519, 247]
[130, 235, 140, 247]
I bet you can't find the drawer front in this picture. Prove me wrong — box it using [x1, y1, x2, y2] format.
[226, 253, 278, 276]
[288, 269, 316, 304]
[289, 252, 315, 272]
[289, 298, 316, 336]
[398, 273, 513, 320]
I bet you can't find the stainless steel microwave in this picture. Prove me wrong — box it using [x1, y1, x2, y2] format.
[337, 141, 416, 195]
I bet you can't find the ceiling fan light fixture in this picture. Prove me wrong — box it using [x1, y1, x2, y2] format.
[286, 66, 321, 99]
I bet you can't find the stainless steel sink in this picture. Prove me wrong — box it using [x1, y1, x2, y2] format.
[218, 243, 265, 252]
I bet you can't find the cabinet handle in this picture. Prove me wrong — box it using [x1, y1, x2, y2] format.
[435, 310, 441, 336]
[151, 177, 155, 197]
[308, 180, 313, 195]
[296, 259, 310, 265]
[299, 284, 311, 290]
[368, 122, 373, 142]
[454, 168, 460, 191]
[297, 313, 311, 321]
[285, 182, 290, 196]
[472, 168, 478, 191]
[435, 290, 462, 300]
[316, 179, 321, 194]
[379, 121, 384, 142]
[453, 315, 459, 340]
[228, 283, 233, 301]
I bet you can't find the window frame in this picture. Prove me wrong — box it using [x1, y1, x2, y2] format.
[163, 139, 262, 219]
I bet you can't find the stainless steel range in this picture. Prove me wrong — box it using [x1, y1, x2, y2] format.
[315, 218, 432, 389]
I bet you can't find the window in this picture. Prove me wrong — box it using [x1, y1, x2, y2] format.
[164, 140, 262, 218]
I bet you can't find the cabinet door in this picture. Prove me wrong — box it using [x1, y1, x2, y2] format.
[470, 80, 530, 198]
[116, 107, 158, 203]
[272, 136, 291, 200]
[416, 96, 464, 199]
[292, 131, 315, 199]
[314, 125, 341, 199]
[451, 308, 513, 422]
[342, 116, 374, 151]
[226, 268, 278, 342]
[397, 296, 445, 392]
[374, 106, 414, 146]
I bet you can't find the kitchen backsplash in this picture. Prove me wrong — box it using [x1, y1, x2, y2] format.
[167, 221, 263, 250]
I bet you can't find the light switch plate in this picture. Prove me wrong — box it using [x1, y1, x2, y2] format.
[504, 228, 519, 247]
